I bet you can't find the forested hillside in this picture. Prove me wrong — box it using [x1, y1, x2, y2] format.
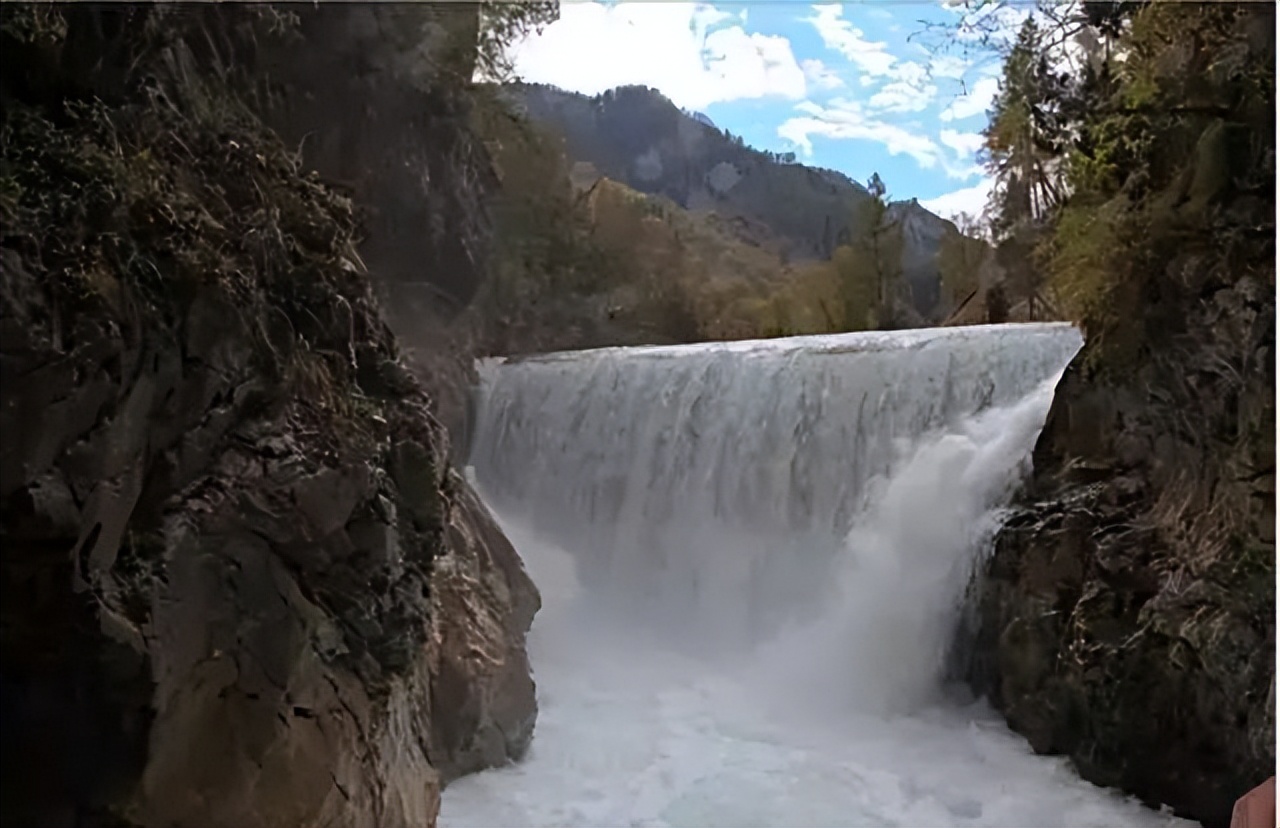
[456, 84, 1002, 356]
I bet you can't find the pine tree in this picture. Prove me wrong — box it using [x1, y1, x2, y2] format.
[981, 18, 1074, 319]
[835, 174, 904, 330]
[984, 19, 1070, 234]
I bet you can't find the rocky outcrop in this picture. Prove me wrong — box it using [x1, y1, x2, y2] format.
[0, 10, 538, 825]
[965, 253, 1274, 828]
[883, 199, 952, 319]
[429, 480, 538, 783]
[963, 7, 1274, 823]
[246, 4, 495, 319]
[249, 3, 498, 451]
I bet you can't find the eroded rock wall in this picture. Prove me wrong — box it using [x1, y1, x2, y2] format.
[0, 6, 537, 826]
[962, 34, 1274, 828]
[962, 7, 1276, 822]
[965, 284, 1274, 827]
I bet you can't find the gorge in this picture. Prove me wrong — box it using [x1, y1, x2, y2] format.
[1, 3, 1271, 826]
[439, 324, 1191, 828]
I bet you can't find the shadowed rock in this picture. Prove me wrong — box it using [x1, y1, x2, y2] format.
[0, 6, 539, 824]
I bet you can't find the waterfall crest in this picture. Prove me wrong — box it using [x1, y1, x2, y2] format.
[469, 323, 1082, 656]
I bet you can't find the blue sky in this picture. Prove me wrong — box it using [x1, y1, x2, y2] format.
[508, 1, 1031, 222]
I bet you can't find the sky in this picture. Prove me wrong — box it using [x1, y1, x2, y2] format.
[507, 1, 1032, 223]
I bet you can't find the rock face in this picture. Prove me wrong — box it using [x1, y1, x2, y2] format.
[965, 278, 1275, 827]
[0, 10, 538, 825]
[883, 199, 954, 320]
[962, 8, 1274, 823]
[247, 4, 494, 318]
[430, 481, 538, 783]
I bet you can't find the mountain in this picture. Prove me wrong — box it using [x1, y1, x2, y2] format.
[499, 82, 961, 322]
[684, 109, 717, 129]
[884, 197, 962, 318]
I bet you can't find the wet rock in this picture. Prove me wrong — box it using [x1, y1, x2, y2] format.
[965, 273, 1275, 828]
[428, 473, 539, 782]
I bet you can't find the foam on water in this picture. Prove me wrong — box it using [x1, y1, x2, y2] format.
[442, 324, 1191, 828]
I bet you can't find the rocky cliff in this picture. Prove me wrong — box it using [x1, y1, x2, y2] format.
[965, 277, 1274, 827]
[963, 5, 1275, 827]
[0, 6, 537, 826]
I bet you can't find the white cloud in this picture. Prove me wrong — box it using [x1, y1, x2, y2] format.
[928, 54, 971, 80]
[867, 60, 937, 113]
[804, 7, 941, 116]
[802, 58, 846, 91]
[693, 4, 737, 27]
[892, 61, 928, 87]
[508, 3, 806, 110]
[868, 80, 935, 113]
[921, 178, 994, 224]
[806, 4, 897, 79]
[939, 75, 1000, 122]
[779, 98, 976, 181]
[939, 128, 985, 159]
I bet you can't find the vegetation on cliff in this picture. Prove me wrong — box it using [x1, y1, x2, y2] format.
[961, 3, 1274, 826]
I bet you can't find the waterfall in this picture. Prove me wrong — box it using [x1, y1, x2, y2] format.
[444, 323, 1192, 828]
[469, 323, 1081, 657]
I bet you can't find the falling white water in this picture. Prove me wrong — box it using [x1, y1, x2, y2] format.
[442, 324, 1191, 828]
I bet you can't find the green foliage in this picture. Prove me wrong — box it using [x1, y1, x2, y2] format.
[968, 0, 1274, 366]
[937, 227, 988, 313]
[1041, 196, 1125, 326]
[832, 177, 910, 330]
[477, 1, 558, 81]
[468, 88, 876, 349]
[832, 245, 877, 332]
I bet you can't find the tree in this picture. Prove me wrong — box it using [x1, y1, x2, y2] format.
[833, 174, 905, 330]
[862, 174, 904, 327]
[937, 224, 989, 315]
[983, 19, 1071, 232]
[984, 282, 1009, 324]
[867, 172, 886, 201]
[978, 18, 1075, 320]
[476, 2, 558, 78]
[832, 244, 878, 331]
